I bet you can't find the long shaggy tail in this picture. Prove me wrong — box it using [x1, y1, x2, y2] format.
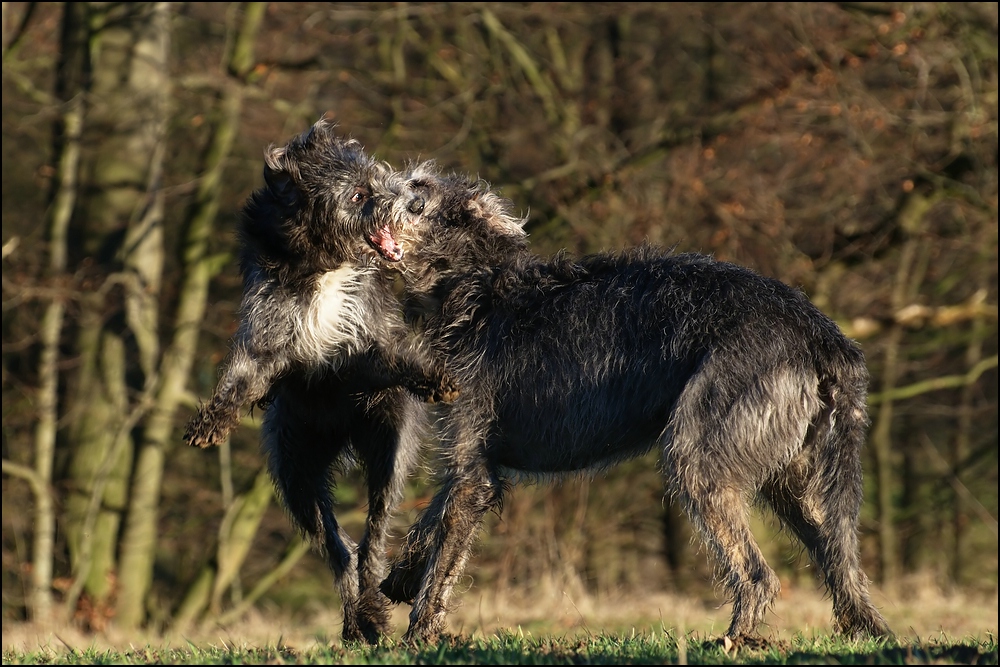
[816, 350, 869, 510]
[813, 347, 892, 638]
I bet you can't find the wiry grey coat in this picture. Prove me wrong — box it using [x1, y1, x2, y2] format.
[381, 163, 892, 645]
[184, 121, 454, 643]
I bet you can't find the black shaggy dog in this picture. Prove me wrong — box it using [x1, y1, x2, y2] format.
[380, 163, 892, 645]
[184, 120, 455, 643]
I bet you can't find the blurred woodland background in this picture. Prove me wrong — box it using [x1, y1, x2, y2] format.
[1, 1, 997, 637]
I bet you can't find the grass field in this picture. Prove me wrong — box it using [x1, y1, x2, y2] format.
[4, 580, 997, 664]
[3, 631, 997, 665]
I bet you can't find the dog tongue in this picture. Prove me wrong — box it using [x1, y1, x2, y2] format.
[369, 224, 404, 261]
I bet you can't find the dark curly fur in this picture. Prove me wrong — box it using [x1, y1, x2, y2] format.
[380, 162, 892, 645]
[185, 121, 455, 643]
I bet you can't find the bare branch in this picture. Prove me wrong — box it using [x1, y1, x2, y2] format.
[868, 355, 998, 405]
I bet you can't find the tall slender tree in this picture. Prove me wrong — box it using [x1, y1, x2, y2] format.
[60, 3, 171, 623]
[115, 1, 266, 628]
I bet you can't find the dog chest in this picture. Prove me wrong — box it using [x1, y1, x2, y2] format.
[297, 264, 372, 361]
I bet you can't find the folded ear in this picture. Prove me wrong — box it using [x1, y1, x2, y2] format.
[262, 145, 300, 207]
[472, 188, 528, 238]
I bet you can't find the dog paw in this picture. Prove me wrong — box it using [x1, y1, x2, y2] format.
[184, 413, 228, 448]
[431, 375, 460, 404]
[401, 623, 444, 647]
[407, 374, 459, 404]
[717, 634, 771, 655]
[380, 567, 418, 604]
[340, 620, 367, 645]
[355, 605, 393, 645]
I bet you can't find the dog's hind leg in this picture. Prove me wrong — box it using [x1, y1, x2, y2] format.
[674, 477, 781, 641]
[349, 391, 426, 643]
[260, 392, 365, 643]
[761, 386, 891, 639]
[379, 425, 476, 608]
[394, 457, 504, 644]
[380, 499, 438, 605]
[762, 469, 890, 639]
[664, 364, 788, 642]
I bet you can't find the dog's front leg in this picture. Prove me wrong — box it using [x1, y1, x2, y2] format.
[396, 463, 503, 644]
[185, 345, 283, 448]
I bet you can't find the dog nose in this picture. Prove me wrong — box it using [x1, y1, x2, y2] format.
[408, 197, 425, 214]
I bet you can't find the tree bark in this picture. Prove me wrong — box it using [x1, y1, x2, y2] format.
[21, 1, 90, 625]
[62, 2, 170, 620]
[951, 281, 988, 586]
[29, 108, 81, 624]
[116, 1, 266, 629]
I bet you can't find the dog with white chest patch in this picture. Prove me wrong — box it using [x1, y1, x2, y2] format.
[184, 120, 455, 643]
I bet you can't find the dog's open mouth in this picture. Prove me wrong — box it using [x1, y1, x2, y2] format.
[368, 223, 404, 262]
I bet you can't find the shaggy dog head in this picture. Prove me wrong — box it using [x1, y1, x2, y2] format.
[391, 161, 528, 295]
[239, 118, 413, 283]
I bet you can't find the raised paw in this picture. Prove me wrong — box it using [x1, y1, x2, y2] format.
[430, 374, 460, 404]
[183, 410, 229, 448]
[407, 373, 460, 404]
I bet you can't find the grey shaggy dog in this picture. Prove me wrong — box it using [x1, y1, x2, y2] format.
[184, 120, 455, 643]
[380, 162, 892, 645]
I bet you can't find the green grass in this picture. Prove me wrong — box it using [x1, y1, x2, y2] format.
[3, 632, 997, 665]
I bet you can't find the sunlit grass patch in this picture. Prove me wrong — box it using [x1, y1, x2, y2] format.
[9, 630, 996, 665]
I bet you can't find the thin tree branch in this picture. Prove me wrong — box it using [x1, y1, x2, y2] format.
[213, 537, 312, 627]
[1, 459, 50, 501]
[868, 355, 998, 405]
[920, 433, 998, 536]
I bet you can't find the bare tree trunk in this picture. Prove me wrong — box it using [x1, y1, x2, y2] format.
[16, 1, 90, 624]
[951, 286, 987, 586]
[870, 191, 936, 593]
[870, 319, 902, 591]
[29, 112, 81, 624]
[61, 2, 170, 622]
[116, 1, 266, 629]
[900, 243, 934, 574]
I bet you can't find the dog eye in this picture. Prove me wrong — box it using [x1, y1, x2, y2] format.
[351, 191, 368, 204]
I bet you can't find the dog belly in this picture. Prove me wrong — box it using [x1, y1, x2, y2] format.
[486, 383, 674, 473]
[489, 421, 662, 472]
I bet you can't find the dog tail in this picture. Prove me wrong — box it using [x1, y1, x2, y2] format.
[809, 337, 894, 638]
[813, 339, 869, 511]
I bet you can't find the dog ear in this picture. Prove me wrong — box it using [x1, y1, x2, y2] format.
[262, 145, 300, 207]
[310, 116, 339, 140]
[471, 189, 528, 238]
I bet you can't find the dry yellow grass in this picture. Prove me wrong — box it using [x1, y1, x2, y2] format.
[448, 574, 997, 642]
[3, 573, 996, 655]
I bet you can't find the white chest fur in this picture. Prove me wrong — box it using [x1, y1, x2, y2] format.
[297, 264, 372, 364]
